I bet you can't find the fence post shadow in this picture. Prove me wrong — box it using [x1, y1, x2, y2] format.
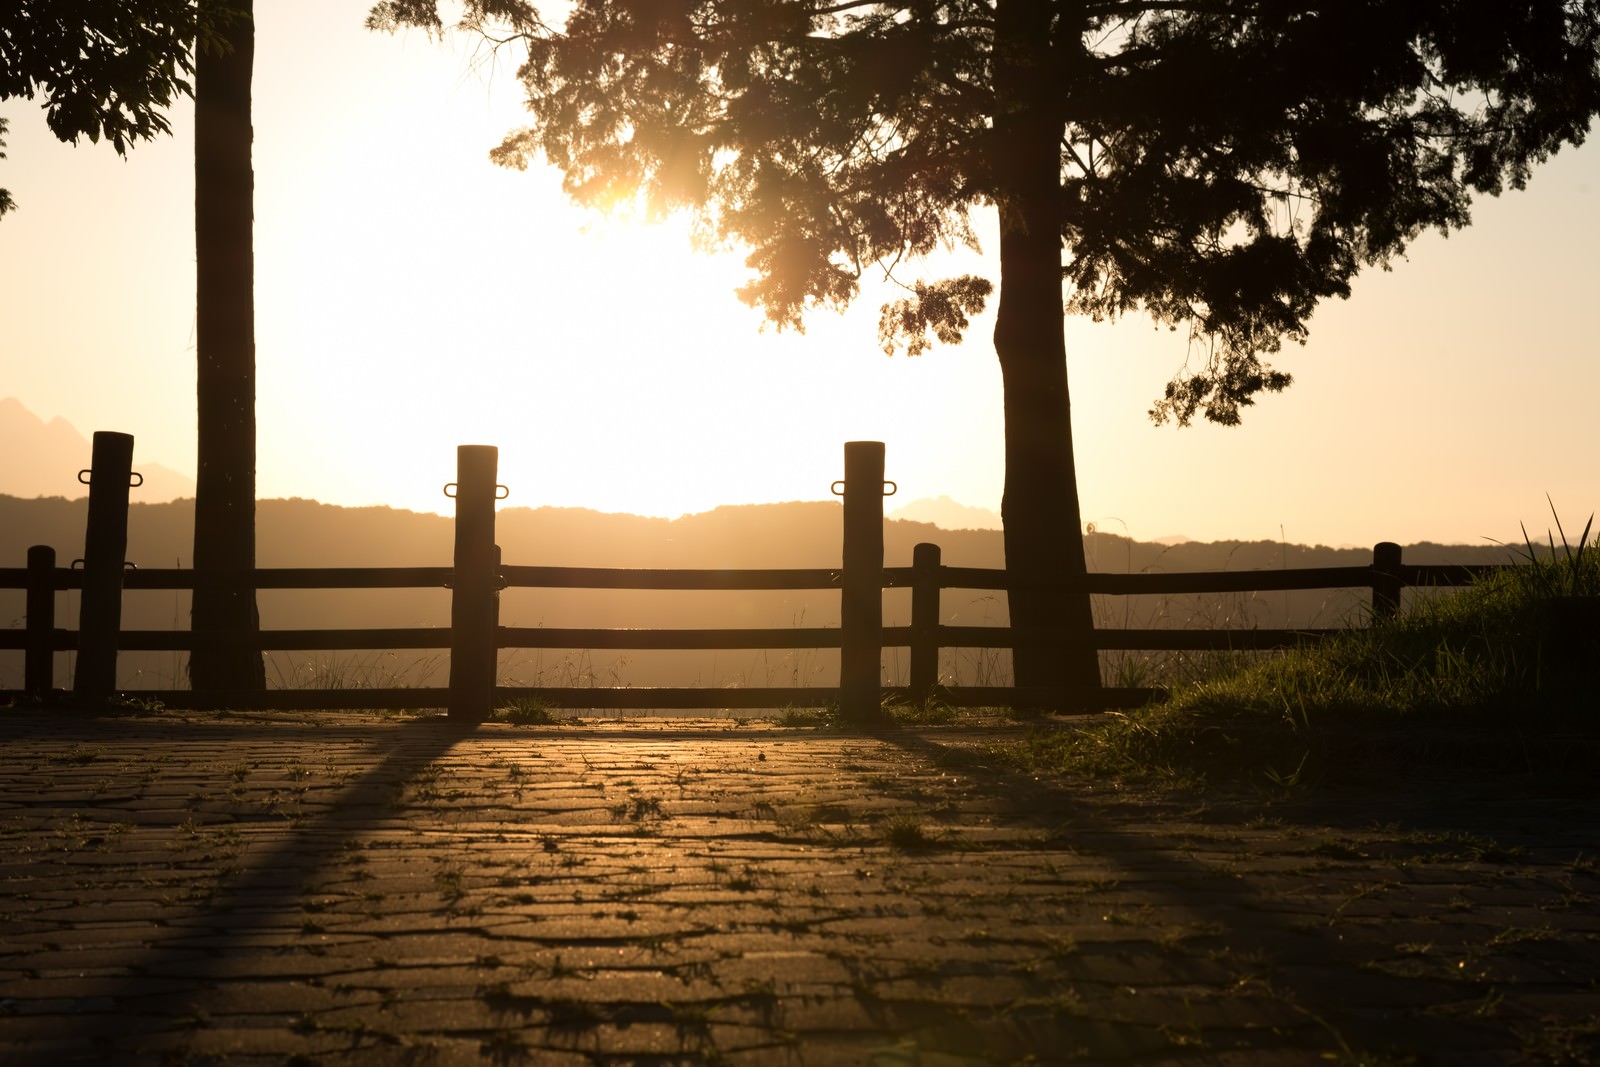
[105, 714, 477, 1040]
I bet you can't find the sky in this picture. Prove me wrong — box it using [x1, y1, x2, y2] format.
[1, 1, 1597, 549]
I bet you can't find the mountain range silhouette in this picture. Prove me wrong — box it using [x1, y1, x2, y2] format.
[0, 397, 197, 502]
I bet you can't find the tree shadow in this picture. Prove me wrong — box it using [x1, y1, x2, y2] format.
[867, 722, 1600, 1062]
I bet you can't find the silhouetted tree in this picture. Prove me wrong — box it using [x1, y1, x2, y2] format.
[0, 119, 13, 218]
[372, 0, 1600, 700]
[0, 1, 234, 214]
[1, 1, 263, 689]
[190, 0, 265, 692]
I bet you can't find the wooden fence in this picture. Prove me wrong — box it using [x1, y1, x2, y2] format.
[2, 436, 1507, 720]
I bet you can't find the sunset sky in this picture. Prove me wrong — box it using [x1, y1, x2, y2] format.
[2, 1, 1596, 548]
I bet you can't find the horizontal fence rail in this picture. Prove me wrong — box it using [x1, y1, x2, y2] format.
[0, 562, 1505, 595]
[3, 556, 1507, 705]
[0, 437, 1520, 720]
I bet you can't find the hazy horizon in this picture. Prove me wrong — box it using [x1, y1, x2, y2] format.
[2, 394, 1585, 550]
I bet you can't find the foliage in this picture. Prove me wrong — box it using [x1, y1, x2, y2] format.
[993, 527, 1600, 790]
[493, 696, 560, 725]
[0, 117, 12, 218]
[371, 0, 1600, 422]
[0, 1, 245, 214]
[373, 1, 1600, 694]
[0, 1, 250, 147]
[1511, 505, 1598, 599]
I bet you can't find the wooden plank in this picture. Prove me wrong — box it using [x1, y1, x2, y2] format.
[1403, 564, 1505, 586]
[0, 629, 76, 651]
[0, 684, 1171, 712]
[121, 567, 453, 590]
[0, 686, 844, 711]
[939, 686, 1165, 710]
[1089, 568, 1383, 594]
[499, 565, 845, 590]
[938, 625, 1341, 650]
[116, 628, 452, 651]
[0, 568, 82, 590]
[494, 686, 840, 709]
[6, 624, 1332, 654]
[80, 688, 453, 711]
[498, 626, 846, 650]
[5, 562, 1510, 596]
[945, 563, 1509, 595]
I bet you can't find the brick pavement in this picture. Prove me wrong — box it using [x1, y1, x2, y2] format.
[1, 708, 1596, 1065]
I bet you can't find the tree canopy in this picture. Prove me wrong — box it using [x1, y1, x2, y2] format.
[373, 0, 1600, 424]
[0, 1, 240, 214]
[373, 0, 1600, 697]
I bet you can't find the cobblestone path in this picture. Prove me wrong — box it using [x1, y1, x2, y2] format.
[1, 709, 1596, 1065]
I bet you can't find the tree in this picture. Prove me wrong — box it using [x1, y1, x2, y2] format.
[0, 1, 234, 214]
[0, 0, 262, 689]
[189, 0, 265, 692]
[371, 0, 1600, 700]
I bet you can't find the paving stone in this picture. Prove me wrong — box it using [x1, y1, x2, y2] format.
[1, 708, 1596, 1064]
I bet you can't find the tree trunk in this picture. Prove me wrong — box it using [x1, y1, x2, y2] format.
[190, 0, 264, 691]
[991, 0, 1100, 703]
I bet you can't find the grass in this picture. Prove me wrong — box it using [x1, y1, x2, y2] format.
[993, 517, 1600, 792]
[492, 696, 560, 725]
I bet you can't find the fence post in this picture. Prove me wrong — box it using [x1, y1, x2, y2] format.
[448, 445, 501, 724]
[1371, 541, 1403, 622]
[26, 545, 57, 697]
[839, 441, 886, 721]
[73, 432, 136, 704]
[910, 542, 941, 704]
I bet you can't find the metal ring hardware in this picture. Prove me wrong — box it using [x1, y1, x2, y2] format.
[831, 480, 897, 496]
[124, 562, 138, 570]
[445, 483, 510, 500]
[75, 470, 145, 487]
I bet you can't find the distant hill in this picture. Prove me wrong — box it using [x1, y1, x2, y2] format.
[0, 397, 196, 502]
[889, 495, 1003, 530]
[1, 493, 1522, 692]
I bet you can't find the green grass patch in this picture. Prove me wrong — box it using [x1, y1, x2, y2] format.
[993, 522, 1600, 792]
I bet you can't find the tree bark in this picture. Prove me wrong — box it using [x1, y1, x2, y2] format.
[190, 0, 265, 691]
[991, 0, 1100, 703]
